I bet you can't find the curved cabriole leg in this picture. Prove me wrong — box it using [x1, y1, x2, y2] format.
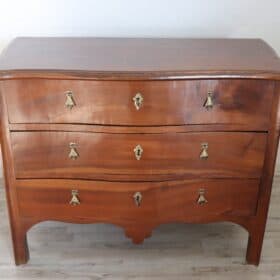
[223, 217, 262, 265]
[246, 235, 262, 266]
[13, 228, 29, 265]
[246, 224, 266, 266]
[11, 217, 37, 265]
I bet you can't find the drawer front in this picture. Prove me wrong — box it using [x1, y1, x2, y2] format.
[11, 131, 266, 180]
[17, 179, 260, 222]
[4, 79, 273, 128]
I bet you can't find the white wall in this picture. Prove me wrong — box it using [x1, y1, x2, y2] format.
[0, 0, 280, 54]
[0, 0, 280, 177]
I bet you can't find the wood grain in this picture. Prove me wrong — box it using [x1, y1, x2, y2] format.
[16, 178, 260, 244]
[2, 79, 273, 128]
[1, 178, 280, 278]
[0, 38, 280, 266]
[0, 92, 29, 265]
[0, 38, 280, 80]
[11, 131, 267, 181]
[7, 123, 273, 133]
[246, 81, 280, 265]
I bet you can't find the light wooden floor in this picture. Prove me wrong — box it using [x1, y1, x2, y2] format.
[0, 177, 280, 280]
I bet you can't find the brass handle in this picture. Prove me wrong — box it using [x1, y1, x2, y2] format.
[200, 143, 208, 160]
[69, 142, 79, 160]
[133, 192, 142, 207]
[69, 190, 80, 206]
[197, 189, 208, 205]
[65, 91, 76, 109]
[133, 93, 144, 110]
[134, 144, 143, 160]
[204, 91, 214, 110]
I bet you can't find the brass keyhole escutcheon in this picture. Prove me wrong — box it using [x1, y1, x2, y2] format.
[134, 144, 143, 160]
[65, 91, 76, 109]
[133, 93, 144, 110]
[69, 190, 80, 206]
[133, 192, 142, 207]
[200, 143, 208, 160]
[69, 142, 79, 160]
[204, 91, 214, 110]
[197, 189, 208, 205]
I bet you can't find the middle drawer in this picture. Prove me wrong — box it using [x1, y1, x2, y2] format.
[11, 131, 266, 181]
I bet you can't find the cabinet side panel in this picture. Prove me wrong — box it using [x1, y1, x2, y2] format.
[246, 81, 280, 265]
[0, 82, 29, 264]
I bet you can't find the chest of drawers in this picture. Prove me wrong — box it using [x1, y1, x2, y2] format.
[0, 38, 280, 265]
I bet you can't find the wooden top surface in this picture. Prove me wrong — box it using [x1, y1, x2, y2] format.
[0, 37, 280, 80]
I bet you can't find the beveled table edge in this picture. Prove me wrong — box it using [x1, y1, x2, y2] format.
[1, 69, 280, 81]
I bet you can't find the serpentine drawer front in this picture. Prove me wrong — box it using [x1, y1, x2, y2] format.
[17, 179, 260, 232]
[11, 131, 266, 180]
[3, 79, 273, 128]
[0, 38, 280, 266]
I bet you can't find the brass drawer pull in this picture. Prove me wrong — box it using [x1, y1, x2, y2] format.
[133, 93, 144, 110]
[69, 142, 79, 160]
[134, 144, 143, 160]
[70, 190, 80, 206]
[200, 143, 208, 159]
[197, 189, 207, 205]
[133, 192, 142, 207]
[65, 91, 76, 109]
[204, 91, 214, 110]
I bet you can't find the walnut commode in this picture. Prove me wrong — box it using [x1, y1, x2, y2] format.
[0, 38, 280, 265]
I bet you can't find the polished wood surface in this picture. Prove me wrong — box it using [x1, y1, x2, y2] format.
[246, 81, 280, 265]
[1, 178, 280, 278]
[3, 79, 273, 128]
[7, 122, 275, 133]
[17, 179, 260, 240]
[0, 38, 280, 266]
[11, 131, 266, 180]
[0, 38, 280, 80]
[0, 90, 29, 265]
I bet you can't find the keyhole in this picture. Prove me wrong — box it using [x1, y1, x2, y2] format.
[134, 144, 143, 160]
[133, 93, 143, 110]
[133, 192, 142, 207]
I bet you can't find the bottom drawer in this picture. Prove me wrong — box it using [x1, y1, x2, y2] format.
[17, 179, 259, 224]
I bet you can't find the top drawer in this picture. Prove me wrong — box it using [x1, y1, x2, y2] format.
[2, 79, 274, 128]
